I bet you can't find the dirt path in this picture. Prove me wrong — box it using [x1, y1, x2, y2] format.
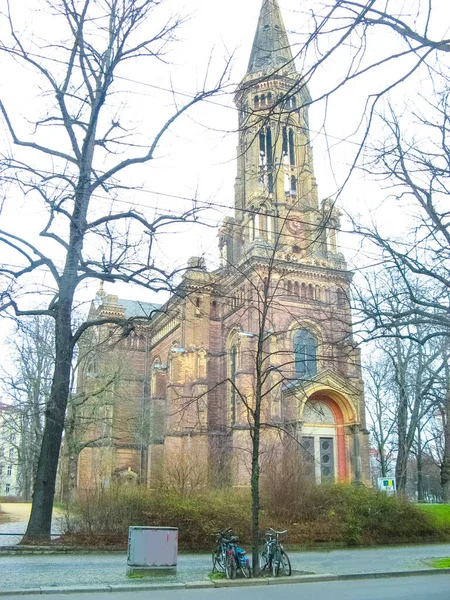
[0, 503, 32, 523]
[0, 503, 63, 546]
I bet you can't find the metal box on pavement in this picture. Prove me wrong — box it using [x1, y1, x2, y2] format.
[127, 526, 178, 575]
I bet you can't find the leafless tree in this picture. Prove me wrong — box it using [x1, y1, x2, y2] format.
[364, 355, 396, 479]
[426, 341, 450, 501]
[352, 91, 450, 342]
[167, 202, 362, 574]
[0, 0, 230, 541]
[0, 317, 54, 501]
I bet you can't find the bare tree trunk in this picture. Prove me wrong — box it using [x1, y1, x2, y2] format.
[23, 301, 74, 541]
[441, 383, 450, 503]
[251, 394, 261, 577]
[417, 428, 424, 502]
[395, 383, 409, 495]
[442, 444, 450, 503]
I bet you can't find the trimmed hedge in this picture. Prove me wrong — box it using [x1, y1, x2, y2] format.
[61, 484, 448, 550]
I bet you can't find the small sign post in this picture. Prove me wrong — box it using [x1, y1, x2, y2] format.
[377, 477, 397, 495]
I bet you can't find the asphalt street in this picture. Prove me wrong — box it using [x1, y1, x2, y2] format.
[2, 544, 450, 590]
[1, 575, 449, 600]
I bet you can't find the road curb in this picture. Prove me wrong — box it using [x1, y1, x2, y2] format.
[0, 569, 448, 596]
[339, 568, 450, 580]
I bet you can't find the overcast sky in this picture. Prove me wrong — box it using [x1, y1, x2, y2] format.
[0, 0, 447, 362]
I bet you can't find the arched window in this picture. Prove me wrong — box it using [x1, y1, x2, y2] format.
[294, 281, 300, 296]
[255, 95, 260, 108]
[289, 128, 296, 166]
[301, 283, 307, 298]
[287, 280, 292, 295]
[230, 345, 238, 425]
[308, 284, 314, 300]
[294, 329, 318, 378]
[282, 127, 288, 156]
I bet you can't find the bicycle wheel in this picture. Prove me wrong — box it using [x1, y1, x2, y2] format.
[224, 552, 236, 579]
[212, 546, 224, 573]
[239, 559, 251, 578]
[280, 550, 292, 576]
[259, 546, 268, 572]
[272, 547, 281, 577]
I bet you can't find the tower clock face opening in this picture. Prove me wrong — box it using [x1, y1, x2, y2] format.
[287, 218, 303, 234]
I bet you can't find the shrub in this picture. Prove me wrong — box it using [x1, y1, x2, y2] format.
[62, 483, 447, 550]
[262, 481, 445, 546]
[61, 486, 255, 550]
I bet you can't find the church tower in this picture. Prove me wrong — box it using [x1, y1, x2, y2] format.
[215, 0, 369, 486]
[220, 0, 340, 269]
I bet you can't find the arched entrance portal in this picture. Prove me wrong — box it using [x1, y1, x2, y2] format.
[300, 394, 348, 483]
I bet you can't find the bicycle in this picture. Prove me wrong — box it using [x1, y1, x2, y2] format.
[259, 528, 292, 577]
[212, 528, 232, 574]
[212, 528, 251, 579]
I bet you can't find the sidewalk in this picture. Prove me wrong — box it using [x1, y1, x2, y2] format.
[0, 544, 449, 593]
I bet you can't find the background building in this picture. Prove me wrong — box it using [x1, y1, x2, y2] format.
[0, 403, 20, 497]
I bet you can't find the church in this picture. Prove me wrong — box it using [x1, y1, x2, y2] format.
[75, 0, 370, 494]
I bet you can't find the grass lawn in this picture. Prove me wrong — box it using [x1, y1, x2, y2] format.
[417, 504, 450, 529]
[430, 558, 450, 569]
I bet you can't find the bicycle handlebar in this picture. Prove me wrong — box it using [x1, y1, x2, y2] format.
[266, 528, 288, 536]
[214, 527, 233, 537]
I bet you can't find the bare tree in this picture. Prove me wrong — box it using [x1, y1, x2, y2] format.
[0, 0, 229, 541]
[353, 91, 450, 343]
[162, 201, 366, 575]
[1, 317, 54, 501]
[427, 341, 450, 502]
[364, 355, 396, 479]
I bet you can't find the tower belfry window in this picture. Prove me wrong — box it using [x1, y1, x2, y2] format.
[291, 175, 297, 196]
[266, 127, 274, 193]
[282, 127, 288, 156]
[260, 131, 266, 156]
[289, 128, 296, 166]
[266, 128, 273, 166]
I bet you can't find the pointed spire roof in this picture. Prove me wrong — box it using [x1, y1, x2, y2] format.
[247, 0, 296, 77]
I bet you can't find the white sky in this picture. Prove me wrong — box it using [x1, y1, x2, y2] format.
[0, 0, 448, 362]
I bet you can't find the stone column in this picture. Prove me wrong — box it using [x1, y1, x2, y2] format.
[352, 424, 362, 484]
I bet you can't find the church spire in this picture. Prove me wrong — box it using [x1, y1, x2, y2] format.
[247, 0, 296, 77]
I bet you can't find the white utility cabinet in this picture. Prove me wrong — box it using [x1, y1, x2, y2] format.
[127, 526, 178, 576]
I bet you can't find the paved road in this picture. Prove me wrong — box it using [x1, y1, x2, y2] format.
[4, 575, 450, 600]
[1, 544, 450, 591]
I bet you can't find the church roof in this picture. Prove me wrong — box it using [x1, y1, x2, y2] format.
[117, 299, 161, 319]
[247, 0, 296, 77]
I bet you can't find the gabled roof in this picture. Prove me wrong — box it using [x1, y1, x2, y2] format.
[247, 0, 296, 77]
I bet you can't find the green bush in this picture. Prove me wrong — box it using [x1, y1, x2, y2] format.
[62, 484, 447, 550]
[62, 486, 254, 550]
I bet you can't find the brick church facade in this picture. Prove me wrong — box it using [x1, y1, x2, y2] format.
[75, 0, 370, 493]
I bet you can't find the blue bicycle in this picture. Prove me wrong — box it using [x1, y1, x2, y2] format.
[212, 528, 251, 578]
